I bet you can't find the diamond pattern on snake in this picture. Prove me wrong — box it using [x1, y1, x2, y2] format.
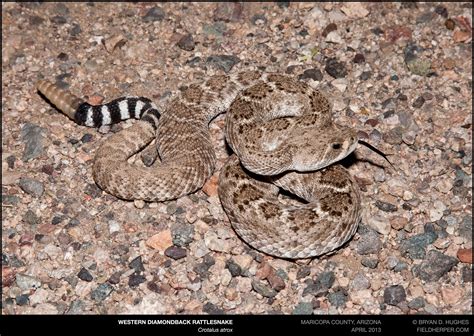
[37, 70, 364, 259]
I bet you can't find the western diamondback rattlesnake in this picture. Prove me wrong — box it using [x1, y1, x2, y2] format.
[37, 70, 361, 259]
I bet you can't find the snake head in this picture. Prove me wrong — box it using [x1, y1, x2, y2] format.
[290, 126, 359, 172]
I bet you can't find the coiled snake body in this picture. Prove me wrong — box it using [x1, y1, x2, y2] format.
[37, 70, 361, 259]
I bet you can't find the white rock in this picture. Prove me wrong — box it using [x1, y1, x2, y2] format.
[204, 231, 232, 253]
[326, 31, 343, 44]
[328, 9, 347, 22]
[108, 220, 121, 234]
[429, 201, 446, 221]
[341, 3, 370, 18]
[331, 78, 347, 92]
[368, 215, 391, 235]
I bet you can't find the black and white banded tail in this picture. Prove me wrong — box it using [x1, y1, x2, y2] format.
[36, 80, 161, 129]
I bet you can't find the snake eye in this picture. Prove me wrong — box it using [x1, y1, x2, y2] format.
[332, 143, 341, 150]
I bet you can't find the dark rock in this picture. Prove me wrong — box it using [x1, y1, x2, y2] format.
[416, 11, 435, 24]
[268, 272, 286, 291]
[54, 3, 70, 16]
[69, 23, 82, 36]
[461, 266, 472, 283]
[225, 259, 242, 277]
[29, 15, 44, 26]
[408, 297, 425, 309]
[177, 34, 195, 51]
[213, 2, 243, 22]
[108, 271, 122, 285]
[23, 210, 40, 226]
[19, 177, 44, 197]
[21, 123, 46, 162]
[383, 126, 404, 145]
[91, 283, 114, 302]
[356, 226, 382, 255]
[292, 302, 313, 315]
[84, 183, 102, 198]
[322, 23, 337, 37]
[142, 6, 165, 22]
[435, 6, 448, 18]
[328, 288, 348, 308]
[77, 267, 93, 282]
[400, 231, 437, 260]
[251, 14, 267, 25]
[296, 266, 311, 279]
[302, 271, 335, 297]
[384, 285, 406, 305]
[316, 271, 335, 289]
[412, 250, 458, 281]
[164, 246, 187, 260]
[375, 200, 398, 212]
[404, 43, 423, 63]
[277, 2, 290, 8]
[445, 18, 456, 30]
[66, 218, 80, 228]
[412, 96, 425, 108]
[206, 55, 240, 73]
[203, 302, 225, 315]
[397, 93, 408, 101]
[252, 280, 277, 298]
[68, 138, 79, 145]
[394, 262, 408, 272]
[41, 164, 54, 175]
[50, 16, 67, 25]
[128, 273, 146, 288]
[66, 300, 85, 314]
[390, 74, 399, 81]
[129, 256, 145, 272]
[361, 257, 379, 269]
[353, 53, 365, 64]
[6, 155, 15, 169]
[325, 58, 347, 78]
[51, 215, 65, 225]
[371, 27, 384, 35]
[458, 216, 472, 240]
[193, 255, 215, 279]
[81, 133, 93, 143]
[359, 71, 372, 81]
[298, 68, 323, 81]
[2, 195, 20, 205]
[298, 29, 309, 37]
[351, 273, 370, 290]
[15, 294, 29, 306]
[171, 221, 194, 247]
[186, 56, 201, 67]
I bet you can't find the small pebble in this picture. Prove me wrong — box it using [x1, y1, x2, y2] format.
[328, 288, 348, 308]
[356, 226, 382, 255]
[77, 267, 93, 282]
[91, 283, 114, 302]
[298, 68, 323, 81]
[361, 257, 379, 269]
[164, 246, 187, 260]
[412, 250, 458, 282]
[383, 285, 406, 305]
[129, 256, 145, 272]
[412, 96, 425, 108]
[408, 297, 425, 309]
[325, 58, 347, 78]
[203, 302, 225, 315]
[251, 280, 277, 298]
[142, 6, 165, 22]
[19, 177, 44, 197]
[15, 294, 29, 306]
[225, 259, 242, 277]
[128, 273, 146, 288]
[292, 302, 313, 315]
[206, 55, 240, 73]
[177, 34, 195, 51]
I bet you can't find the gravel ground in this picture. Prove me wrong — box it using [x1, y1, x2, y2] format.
[2, 2, 472, 315]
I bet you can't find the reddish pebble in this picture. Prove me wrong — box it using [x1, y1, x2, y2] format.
[202, 173, 219, 197]
[457, 248, 472, 264]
